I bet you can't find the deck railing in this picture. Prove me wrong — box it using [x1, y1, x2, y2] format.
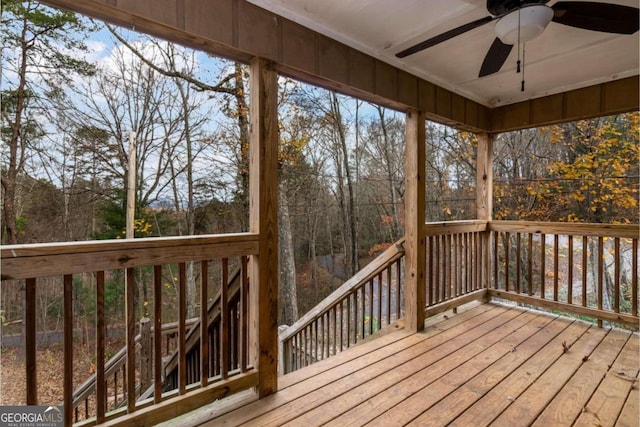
[279, 239, 405, 374]
[488, 221, 639, 328]
[280, 220, 638, 374]
[71, 318, 195, 422]
[3, 221, 637, 421]
[423, 221, 490, 315]
[0, 233, 259, 426]
[162, 265, 245, 392]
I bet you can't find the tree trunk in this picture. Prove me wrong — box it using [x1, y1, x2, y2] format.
[235, 64, 251, 230]
[2, 13, 31, 245]
[330, 93, 359, 277]
[278, 181, 298, 326]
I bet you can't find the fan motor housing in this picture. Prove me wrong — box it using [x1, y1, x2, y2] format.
[487, 0, 548, 16]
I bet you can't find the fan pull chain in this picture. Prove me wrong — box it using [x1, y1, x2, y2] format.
[521, 42, 526, 91]
[516, 8, 521, 73]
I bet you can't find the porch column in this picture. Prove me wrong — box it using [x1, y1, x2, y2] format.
[476, 132, 493, 292]
[249, 57, 279, 398]
[405, 109, 426, 332]
[476, 132, 493, 221]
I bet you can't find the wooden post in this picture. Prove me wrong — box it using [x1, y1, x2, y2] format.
[476, 132, 493, 295]
[405, 110, 426, 332]
[476, 132, 493, 221]
[249, 57, 279, 398]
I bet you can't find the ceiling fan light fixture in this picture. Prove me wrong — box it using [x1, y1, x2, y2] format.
[495, 5, 554, 45]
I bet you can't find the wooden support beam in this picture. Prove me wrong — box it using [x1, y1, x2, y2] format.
[476, 133, 493, 292]
[405, 109, 426, 332]
[249, 57, 279, 398]
[476, 133, 493, 221]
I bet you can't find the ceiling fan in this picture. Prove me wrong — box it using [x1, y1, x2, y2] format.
[396, 1, 640, 79]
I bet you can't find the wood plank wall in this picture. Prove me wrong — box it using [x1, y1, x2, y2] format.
[41, 0, 638, 134]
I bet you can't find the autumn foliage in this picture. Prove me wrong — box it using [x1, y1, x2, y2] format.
[495, 113, 639, 224]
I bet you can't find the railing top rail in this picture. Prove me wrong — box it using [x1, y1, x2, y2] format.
[423, 220, 489, 235]
[488, 220, 639, 239]
[1, 233, 259, 280]
[1, 232, 258, 257]
[279, 238, 405, 343]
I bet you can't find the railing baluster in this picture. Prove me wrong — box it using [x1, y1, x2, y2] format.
[446, 234, 451, 300]
[553, 235, 559, 301]
[633, 239, 638, 317]
[362, 278, 375, 339]
[96, 271, 106, 422]
[241, 256, 249, 372]
[346, 296, 351, 348]
[476, 231, 481, 291]
[125, 267, 136, 412]
[386, 266, 392, 326]
[466, 233, 471, 293]
[614, 237, 620, 314]
[582, 236, 588, 307]
[153, 265, 162, 402]
[332, 306, 337, 356]
[377, 272, 383, 331]
[302, 325, 306, 367]
[540, 234, 546, 299]
[64, 274, 73, 427]
[25, 278, 37, 406]
[362, 279, 373, 342]
[598, 237, 604, 328]
[114, 369, 118, 409]
[178, 262, 187, 392]
[221, 258, 229, 379]
[200, 261, 209, 385]
[320, 313, 325, 360]
[396, 258, 402, 319]
[452, 234, 458, 297]
[493, 231, 499, 290]
[469, 232, 474, 292]
[504, 232, 510, 292]
[527, 234, 533, 296]
[315, 319, 319, 362]
[435, 236, 441, 303]
[567, 235, 573, 305]
[516, 233, 521, 294]
[308, 323, 313, 365]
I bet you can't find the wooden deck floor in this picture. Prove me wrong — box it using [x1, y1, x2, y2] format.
[198, 302, 638, 427]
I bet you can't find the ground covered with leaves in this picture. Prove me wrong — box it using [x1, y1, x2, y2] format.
[1, 340, 122, 406]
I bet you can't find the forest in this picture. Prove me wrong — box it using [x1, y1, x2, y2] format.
[1, 0, 638, 334]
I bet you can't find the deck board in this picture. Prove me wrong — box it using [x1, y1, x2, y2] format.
[449, 319, 591, 427]
[531, 329, 631, 426]
[201, 302, 639, 427]
[574, 334, 639, 427]
[410, 314, 569, 426]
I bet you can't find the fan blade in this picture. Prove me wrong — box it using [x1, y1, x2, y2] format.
[479, 38, 513, 77]
[552, 1, 639, 34]
[396, 16, 494, 58]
